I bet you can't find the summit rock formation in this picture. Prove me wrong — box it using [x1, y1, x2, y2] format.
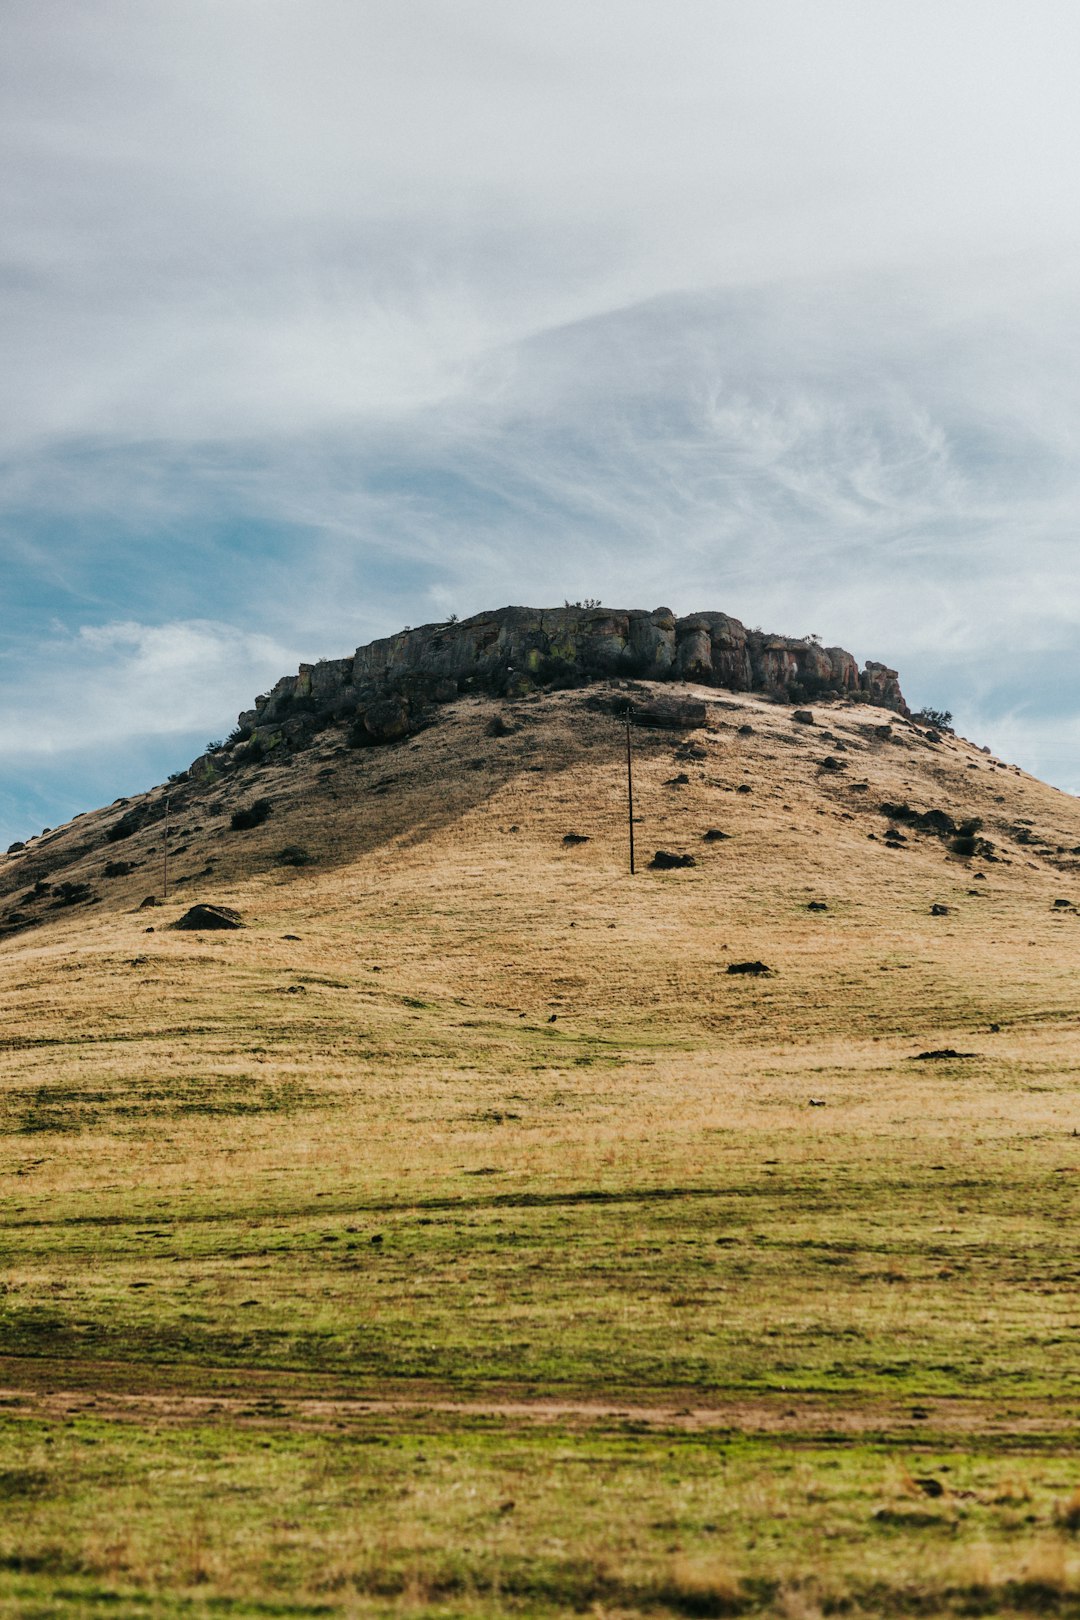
[193, 605, 906, 778]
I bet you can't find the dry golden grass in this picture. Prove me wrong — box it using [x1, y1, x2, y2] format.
[3, 681, 1080, 1614]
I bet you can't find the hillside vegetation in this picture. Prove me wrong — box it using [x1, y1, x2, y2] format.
[3, 680, 1080, 1617]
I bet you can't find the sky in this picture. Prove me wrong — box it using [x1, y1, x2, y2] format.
[3, 0, 1080, 846]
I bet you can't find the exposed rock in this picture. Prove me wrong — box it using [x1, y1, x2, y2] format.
[650, 850, 696, 869]
[359, 694, 411, 743]
[562, 833, 589, 845]
[676, 616, 714, 681]
[217, 605, 907, 770]
[591, 690, 709, 731]
[792, 709, 815, 725]
[702, 829, 729, 842]
[727, 960, 772, 975]
[629, 697, 708, 731]
[170, 904, 245, 931]
[863, 662, 906, 710]
[880, 802, 956, 838]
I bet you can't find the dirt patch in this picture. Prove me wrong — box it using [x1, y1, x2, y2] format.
[0, 1360, 1076, 1443]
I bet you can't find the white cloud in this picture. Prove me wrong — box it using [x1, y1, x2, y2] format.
[6, 2, 1080, 448]
[0, 620, 295, 757]
[3, 0, 1080, 829]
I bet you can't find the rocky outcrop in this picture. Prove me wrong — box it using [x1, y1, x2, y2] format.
[170, 904, 244, 931]
[193, 604, 906, 775]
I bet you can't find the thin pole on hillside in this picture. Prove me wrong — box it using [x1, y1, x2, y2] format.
[162, 795, 170, 900]
[625, 711, 635, 875]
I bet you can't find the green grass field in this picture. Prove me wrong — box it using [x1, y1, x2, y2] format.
[4, 686, 1080, 1614]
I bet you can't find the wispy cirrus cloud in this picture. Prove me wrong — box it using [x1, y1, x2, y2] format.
[3, 1, 1080, 844]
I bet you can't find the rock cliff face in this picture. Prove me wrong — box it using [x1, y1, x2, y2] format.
[190, 605, 906, 778]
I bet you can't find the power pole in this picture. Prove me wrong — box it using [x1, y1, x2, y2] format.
[625, 711, 635, 875]
[162, 795, 170, 900]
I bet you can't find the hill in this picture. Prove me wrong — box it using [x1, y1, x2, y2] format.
[3, 619, 1080, 1616]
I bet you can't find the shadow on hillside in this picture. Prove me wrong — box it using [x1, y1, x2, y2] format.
[0, 692, 667, 931]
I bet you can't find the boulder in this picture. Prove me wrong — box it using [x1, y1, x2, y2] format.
[862, 661, 908, 713]
[170, 904, 244, 931]
[674, 617, 713, 681]
[632, 698, 708, 731]
[628, 607, 677, 673]
[360, 695, 411, 743]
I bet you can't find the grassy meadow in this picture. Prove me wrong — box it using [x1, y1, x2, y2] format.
[2, 683, 1080, 1615]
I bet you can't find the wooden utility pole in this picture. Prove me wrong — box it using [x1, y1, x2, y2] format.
[625, 712, 635, 875]
[162, 795, 170, 900]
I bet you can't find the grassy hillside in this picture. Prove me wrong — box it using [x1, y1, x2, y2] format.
[3, 682, 1080, 1616]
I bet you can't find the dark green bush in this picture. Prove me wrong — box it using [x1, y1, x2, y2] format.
[230, 798, 272, 831]
[275, 845, 311, 866]
[914, 706, 953, 730]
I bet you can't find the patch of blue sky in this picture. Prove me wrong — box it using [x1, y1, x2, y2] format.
[0, 732, 220, 851]
[0, 493, 315, 638]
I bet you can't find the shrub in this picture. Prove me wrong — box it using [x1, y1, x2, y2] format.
[235, 735, 267, 764]
[53, 881, 94, 907]
[914, 706, 953, 730]
[952, 818, 993, 859]
[106, 807, 146, 842]
[230, 798, 272, 831]
[275, 845, 311, 866]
